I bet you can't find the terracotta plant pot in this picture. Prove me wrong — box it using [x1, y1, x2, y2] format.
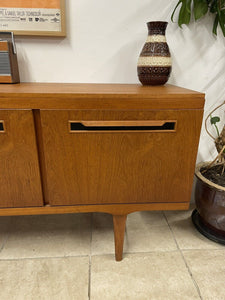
[192, 162, 225, 244]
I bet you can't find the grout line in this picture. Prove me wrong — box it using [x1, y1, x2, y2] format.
[88, 213, 93, 300]
[90, 213, 93, 256]
[181, 248, 225, 252]
[0, 233, 10, 254]
[91, 249, 180, 258]
[162, 212, 180, 250]
[124, 249, 178, 255]
[0, 250, 184, 262]
[163, 211, 203, 300]
[179, 251, 203, 300]
[0, 217, 14, 254]
[0, 255, 90, 262]
[88, 255, 92, 300]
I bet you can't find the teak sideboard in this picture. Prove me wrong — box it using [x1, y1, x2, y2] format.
[0, 83, 205, 261]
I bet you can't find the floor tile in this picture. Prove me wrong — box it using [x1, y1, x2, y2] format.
[164, 209, 224, 250]
[91, 212, 177, 255]
[91, 252, 200, 300]
[91, 213, 114, 255]
[126, 211, 168, 229]
[183, 249, 225, 300]
[0, 214, 92, 259]
[124, 225, 177, 253]
[0, 256, 89, 300]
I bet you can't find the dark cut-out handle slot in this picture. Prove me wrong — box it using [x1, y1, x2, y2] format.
[0, 121, 5, 132]
[69, 120, 176, 132]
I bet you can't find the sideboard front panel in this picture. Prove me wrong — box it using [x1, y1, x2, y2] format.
[40, 109, 203, 206]
[0, 110, 43, 207]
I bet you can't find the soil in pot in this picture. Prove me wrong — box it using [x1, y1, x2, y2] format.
[201, 164, 225, 187]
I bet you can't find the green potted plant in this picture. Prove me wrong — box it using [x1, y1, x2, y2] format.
[171, 0, 225, 36]
[193, 102, 225, 244]
[171, 0, 225, 243]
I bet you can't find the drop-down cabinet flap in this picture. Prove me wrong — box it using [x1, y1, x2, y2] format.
[40, 109, 203, 206]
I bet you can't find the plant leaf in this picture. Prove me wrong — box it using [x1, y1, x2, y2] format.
[178, 0, 193, 27]
[213, 14, 219, 34]
[218, 10, 225, 36]
[171, 1, 183, 22]
[210, 0, 218, 13]
[193, 0, 209, 20]
[210, 116, 220, 125]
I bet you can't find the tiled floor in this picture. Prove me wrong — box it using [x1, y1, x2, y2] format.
[0, 206, 224, 300]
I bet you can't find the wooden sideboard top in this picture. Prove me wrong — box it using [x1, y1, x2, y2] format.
[0, 83, 205, 110]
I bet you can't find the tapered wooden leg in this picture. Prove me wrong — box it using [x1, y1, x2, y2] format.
[113, 214, 127, 261]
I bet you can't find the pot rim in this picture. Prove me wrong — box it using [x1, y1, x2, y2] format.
[195, 162, 225, 192]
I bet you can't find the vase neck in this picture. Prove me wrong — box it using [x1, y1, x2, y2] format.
[147, 21, 168, 35]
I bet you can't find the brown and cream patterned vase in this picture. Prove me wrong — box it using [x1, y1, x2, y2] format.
[137, 21, 172, 85]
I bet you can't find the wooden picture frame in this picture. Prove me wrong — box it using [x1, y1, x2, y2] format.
[0, 0, 66, 36]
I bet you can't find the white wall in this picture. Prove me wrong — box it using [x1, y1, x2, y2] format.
[15, 0, 225, 162]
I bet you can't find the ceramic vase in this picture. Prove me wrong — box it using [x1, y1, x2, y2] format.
[137, 21, 172, 85]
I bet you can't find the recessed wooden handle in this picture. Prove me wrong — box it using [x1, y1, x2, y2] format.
[80, 120, 167, 127]
[69, 120, 176, 132]
[0, 121, 5, 132]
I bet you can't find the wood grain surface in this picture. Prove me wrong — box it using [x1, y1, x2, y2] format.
[0, 76, 13, 83]
[0, 202, 190, 216]
[0, 83, 204, 110]
[113, 215, 127, 261]
[0, 110, 43, 207]
[40, 109, 203, 206]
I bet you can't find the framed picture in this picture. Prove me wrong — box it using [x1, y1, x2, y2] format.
[0, 0, 66, 36]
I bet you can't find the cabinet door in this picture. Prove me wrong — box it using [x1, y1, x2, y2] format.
[40, 109, 203, 206]
[0, 110, 43, 207]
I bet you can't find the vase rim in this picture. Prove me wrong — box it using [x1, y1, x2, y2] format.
[147, 21, 168, 25]
[146, 21, 168, 35]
